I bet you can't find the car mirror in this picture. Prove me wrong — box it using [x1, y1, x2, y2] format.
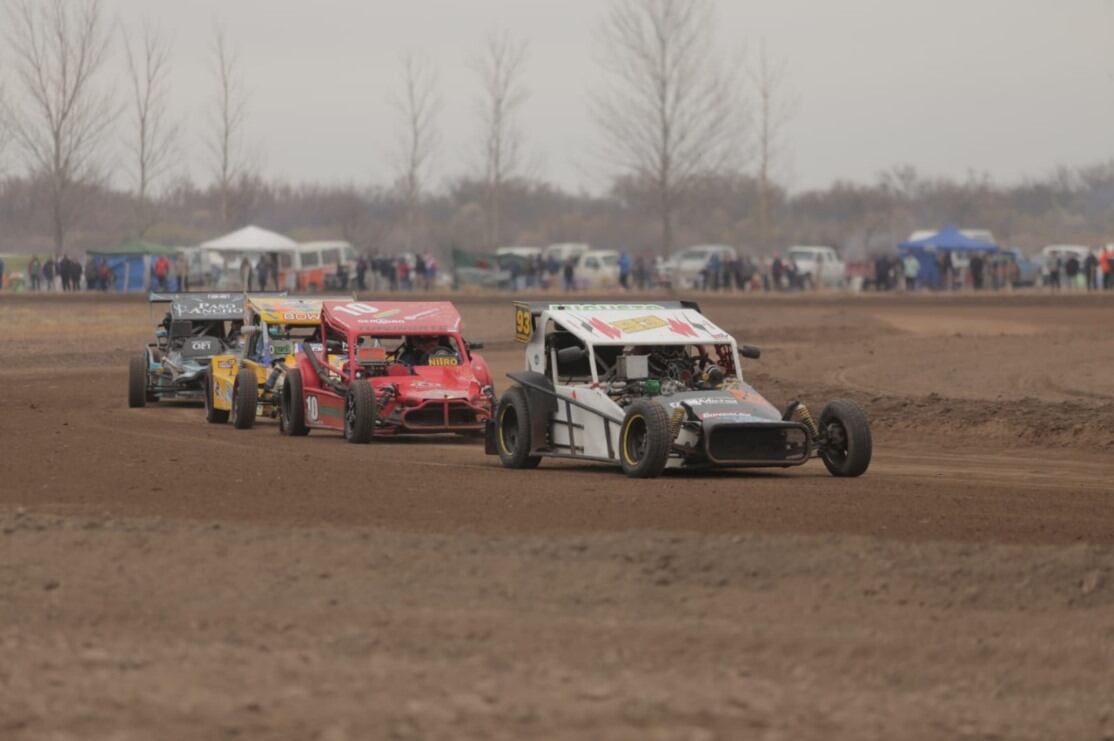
[557, 346, 586, 364]
[468, 341, 485, 350]
[740, 345, 761, 360]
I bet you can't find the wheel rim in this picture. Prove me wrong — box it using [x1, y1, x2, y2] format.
[824, 421, 848, 464]
[622, 415, 647, 465]
[498, 405, 518, 453]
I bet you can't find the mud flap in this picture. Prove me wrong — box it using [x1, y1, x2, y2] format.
[484, 419, 497, 455]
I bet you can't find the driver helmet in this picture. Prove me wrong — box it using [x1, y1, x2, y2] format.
[413, 335, 439, 352]
[702, 364, 725, 388]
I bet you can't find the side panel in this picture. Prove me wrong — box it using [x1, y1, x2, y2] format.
[304, 388, 344, 431]
[209, 355, 240, 411]
[548, 386, 619, 460]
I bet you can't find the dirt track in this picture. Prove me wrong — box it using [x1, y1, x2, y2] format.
[2, 291, 1113, 739]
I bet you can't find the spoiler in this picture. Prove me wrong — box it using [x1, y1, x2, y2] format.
[148, 290, 287, 303]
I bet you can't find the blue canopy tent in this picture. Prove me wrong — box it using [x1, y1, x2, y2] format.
[86, 240, 178, 292]
[897, 226, 998, 288]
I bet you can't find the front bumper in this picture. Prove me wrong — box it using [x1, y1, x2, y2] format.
[396, 398, 491, 433]
[701, 421, 812, 467]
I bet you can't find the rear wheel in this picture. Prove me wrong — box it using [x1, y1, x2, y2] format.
[231, 368, 258, 429]
[280, 368, 309, 436]
[344, 381, 376, 444]
[819, 399, 872, 477]
[619, 400, 672, 478]
[204, 372, 229, 423]
[128, 354, 147, 408]
[495, 387, 541, 469]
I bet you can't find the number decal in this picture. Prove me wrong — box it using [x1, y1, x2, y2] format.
[190, 340, 210, 351]
[333, 302, 380, 317]
[514, 305, 532, 343]
[610, 315, 667, 334]
[306, 395, 319, 421]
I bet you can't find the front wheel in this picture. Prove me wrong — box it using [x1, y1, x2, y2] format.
[231, 368, 258, 429]
[128, 353, 147, 408]
[495, 387, 541, 469]
[280, 368, 309, 436]
[818, 399, 872, 477]
[344, 381, 376, 444]
[619, 400, 672, 478]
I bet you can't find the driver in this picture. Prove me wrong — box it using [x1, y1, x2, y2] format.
[398, 335, 444, 366]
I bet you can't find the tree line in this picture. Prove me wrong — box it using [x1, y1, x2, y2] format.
[0, 0, 1110, 260]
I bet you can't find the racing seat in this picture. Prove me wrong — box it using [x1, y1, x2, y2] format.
[547, 330, 592, 380]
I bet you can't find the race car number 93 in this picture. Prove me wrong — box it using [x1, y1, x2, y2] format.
[515, 306, 532, 343]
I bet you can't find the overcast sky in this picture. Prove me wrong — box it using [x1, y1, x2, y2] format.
[92, 0, 1114, 194]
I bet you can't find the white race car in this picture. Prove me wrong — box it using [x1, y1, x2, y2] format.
[486, 301, 871, 478]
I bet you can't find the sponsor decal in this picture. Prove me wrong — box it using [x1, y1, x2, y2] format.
[667, 318, 698, 337]
[557, 304, 667, 311]
[588, 317, 623, 339]
[333, 302, 380, 317]
[217, 360, 235, 369]
[728, 388, 749, 402]
[611, 315, 667, 334]
[698, 411, 764, 421]
[667, 397, 739, 408]
[404, 308, 438, 321]
[428, 356, 459, 367]
[282, 311, 316, 321]
[172, 301, 241, 317]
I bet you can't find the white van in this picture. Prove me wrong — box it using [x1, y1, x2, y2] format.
[666, 245, 737, 289]
[278, 241, 357, 291]
[575, 249, 621, 289]
[786, 245, 847, 288]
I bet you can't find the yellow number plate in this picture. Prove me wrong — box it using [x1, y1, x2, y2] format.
[610, 315, 667, 333]
[514, 305, 533, 343]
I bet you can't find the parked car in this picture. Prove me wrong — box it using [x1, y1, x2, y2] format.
[575, 249, 621, 289]
[786, 245, 847, 289]
[666, 245, 738, 289]
[993, 248, 1039, 287]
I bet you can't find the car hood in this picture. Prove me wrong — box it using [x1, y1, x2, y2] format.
[372, 366, 484, 400]
[652, 385, 782, 424]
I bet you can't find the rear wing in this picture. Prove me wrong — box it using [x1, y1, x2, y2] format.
[512, 300, 700, 343]
[148, 290, 286, 303]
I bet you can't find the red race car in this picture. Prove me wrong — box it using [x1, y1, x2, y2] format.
[279, 300, 495, 442]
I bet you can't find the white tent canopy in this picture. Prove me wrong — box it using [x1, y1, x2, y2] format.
[199, 225, 298, 254]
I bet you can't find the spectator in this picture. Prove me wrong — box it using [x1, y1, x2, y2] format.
[71, 259, 83, 291]
[153, 253, 170, 290]
[355, 254, 368, 292]
[1101, 247, 1112, 291]
[634, 256, 647, 291]
[563, 257, 575, 291]
[0, 255, 5, 290]
[98, 259, 112, 290]
[397, 256, 411, 290]
[29, 256, 41, 290]
[1048, 255, 1062, 290]
[175, 253, 189, 292]
[415, 253, 428, 290]
[426, 252, 438, 288]
[618, 252, 631, 290]
[771, 257, 784, 291]
[255, 255, 269, 292]
[903, 252, 919, 291]
[970, 252, 985, 290]
[1065, 255, 1080, 289]
[43, 257, 56, 290]
[1084, 251, 1098, 291]
[59, 255, 72, 291]
[240, 257, 253, 291]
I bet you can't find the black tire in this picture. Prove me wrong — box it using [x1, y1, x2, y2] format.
[819, 399, 872, 477]
[128, 353, 147, 408]
[231, 368, 258, 429]
[495, 386, 541, 469]
[619, 400, 672, 478]
[344, 381, 376, 444]
[203, 371, 230, 423]
[280, 368, 309, 436]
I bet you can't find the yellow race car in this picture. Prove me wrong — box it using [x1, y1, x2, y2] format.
[205, 297, 326, 429]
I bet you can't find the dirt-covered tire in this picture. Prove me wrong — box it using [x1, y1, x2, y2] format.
[819, 399, 872, 477]
[280, 368, 309, 436]
[344, 381, 376, 444]
[619, 400, 672, 478]
[128, 353, 147, 408]
[203, 371, 229, 423]
[231, 368, 258, 430]
[495, 386, 541, 469]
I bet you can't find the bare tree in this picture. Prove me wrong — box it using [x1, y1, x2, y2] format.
[390, 53, 440, 252]
[594, 0, 740, 257]
[207, 24, 249, 229]
[3, 0, 115, 255]
[123, 21, 178, 237]
[472, 30, 528, 248]
[748, 39, 796, 247]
